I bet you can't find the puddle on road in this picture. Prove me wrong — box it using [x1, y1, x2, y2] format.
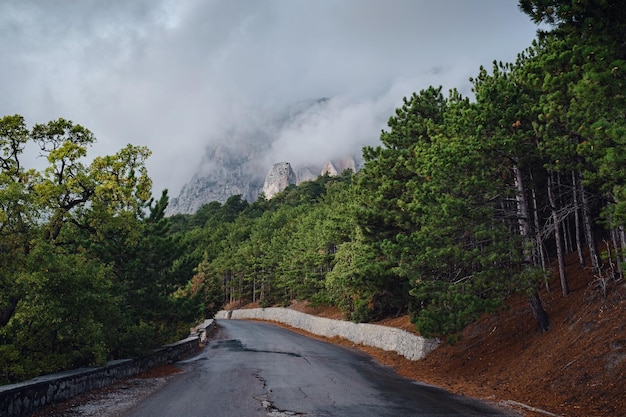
[211, 339, 303, 358]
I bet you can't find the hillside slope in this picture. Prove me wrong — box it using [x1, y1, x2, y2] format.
[285, 252, 626, 417]
[34, 253, 624, 417]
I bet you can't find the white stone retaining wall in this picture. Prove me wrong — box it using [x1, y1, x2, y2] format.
[215, 308, 439, 361]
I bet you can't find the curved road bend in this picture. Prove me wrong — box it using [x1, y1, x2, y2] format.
[122, 320, 517, 417]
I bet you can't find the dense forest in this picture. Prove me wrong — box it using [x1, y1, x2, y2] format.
[2, 0, 625, 384]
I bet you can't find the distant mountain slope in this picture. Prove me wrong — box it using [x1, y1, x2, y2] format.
[166, 98, 365, 215]
[166, 143, 266, 216]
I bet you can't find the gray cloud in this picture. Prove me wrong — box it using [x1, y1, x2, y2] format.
[0, 0, 540, 195]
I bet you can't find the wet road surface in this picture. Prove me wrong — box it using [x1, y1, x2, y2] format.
[121, 320, 517, 417]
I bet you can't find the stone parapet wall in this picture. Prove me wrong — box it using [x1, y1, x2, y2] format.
[215, 308, 439, 361]
[0, 334, 202, 417]
[192, 318, 215, 343]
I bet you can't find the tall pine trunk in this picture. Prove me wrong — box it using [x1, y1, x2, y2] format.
[530, 171, 548, 278]
[608, 210, 624, 281]
[513, 164, 549, 332]
[577, 170, 601, 273]
[559, 174, 573, 254]
[617, 226, 626, 279]
[548, 171, 569, 296]
[528, 291, 550, 333]
[607, 234, 620, 281]
[513, 165, 534, 259]
[572, 171, 586, 268]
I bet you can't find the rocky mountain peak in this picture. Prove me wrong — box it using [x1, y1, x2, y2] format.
[263, 162, 297, 199]
[261, 155, 363, 200]
[321, 161, 339, 177]
[165, 98, 367, 215]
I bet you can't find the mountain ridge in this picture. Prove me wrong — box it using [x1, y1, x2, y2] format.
[165, 97, 366, 215]
[166, 153, 363, 215]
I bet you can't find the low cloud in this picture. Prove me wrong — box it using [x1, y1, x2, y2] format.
[0, 0, 540, 195]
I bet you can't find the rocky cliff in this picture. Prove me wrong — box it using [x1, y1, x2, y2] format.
[263, 162, 297, 199]
[166, 144, 265, 216]
[166, 152, 363, 216]
[165, 98, 366, 216]
[261, 155, 363, 199]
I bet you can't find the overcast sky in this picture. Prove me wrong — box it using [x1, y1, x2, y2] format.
[0, 0, 541, 196]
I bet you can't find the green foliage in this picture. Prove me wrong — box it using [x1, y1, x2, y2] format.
[355, 86, 526, 336]
[1, 242, 114, 381]
[519, 0, 626, 43]
[326, 229, 403, 322]
[185, 7, 626, 337]
[410, 277, 505, 341]
[0, 115, 202, 384]
[183, 1, 625, 343]
[190, 173, 357, 312]
[5, 0, 625, 381]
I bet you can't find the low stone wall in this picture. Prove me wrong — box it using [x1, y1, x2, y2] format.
[192, 318, 216, 343]
[0, 333, 203, 417]
[215, 308, 439, 361]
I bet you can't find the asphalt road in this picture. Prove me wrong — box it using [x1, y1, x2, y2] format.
[121, 320, 516, 417]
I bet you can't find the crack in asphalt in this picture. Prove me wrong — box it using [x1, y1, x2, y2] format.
[255, 394, 308, 417]
[252, 368, 309, 416]
[252, 370, 268, 389]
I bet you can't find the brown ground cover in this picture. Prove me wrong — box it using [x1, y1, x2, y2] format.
[278, 252, 626, 417]
[34, 253, 625, 417]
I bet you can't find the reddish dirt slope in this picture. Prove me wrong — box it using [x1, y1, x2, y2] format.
[34, 253, 625, 417]
[284, 253, 626, 417]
